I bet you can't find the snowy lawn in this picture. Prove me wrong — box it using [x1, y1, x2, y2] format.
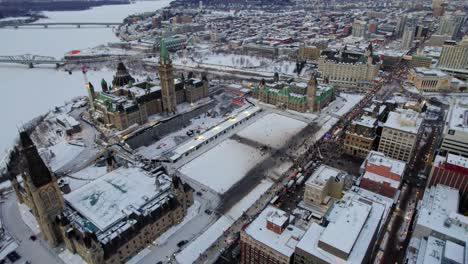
[179, 139, 267, 194]
[40, 140, 84, 171]
[236, 113, 307, 149]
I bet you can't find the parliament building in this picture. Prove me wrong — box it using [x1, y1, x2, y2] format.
[9, 131, 193, 264]
[88, 40, 209, 130]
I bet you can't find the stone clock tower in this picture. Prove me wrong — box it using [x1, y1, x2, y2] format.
[17, 131, 65, 247]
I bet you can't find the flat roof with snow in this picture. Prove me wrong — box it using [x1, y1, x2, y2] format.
[421, 236, 445, 264]
[383, 109, 422, 134]
[179, 139, 266, 194]
[353, 115, 377, 128]
[245, 206, 305, 257]
[416, 185, 467, 243]
[413, 67, 448, 77]
[319, 201, 371, 255]
[305, 165, 345, 189]
[444, 240, 465, 264]
[447, 99, 468, 133]
[64, 167, 169, 231]
[363, 171, 400, 189]
[236, 113, 307, 149]
[366, 151, 406, 177]
[296, 196, 384, 263]
[446, 153, 468, 169]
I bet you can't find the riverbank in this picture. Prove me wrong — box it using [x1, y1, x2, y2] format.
[0, 0, 173, 157]
[0, 0, 130, 21]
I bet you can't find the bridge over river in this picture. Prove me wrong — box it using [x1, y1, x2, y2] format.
[0, 54, 65, 68]
[0, 22, 121, 28]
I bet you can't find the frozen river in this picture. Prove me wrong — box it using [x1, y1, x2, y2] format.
[0, 0, 172, 158]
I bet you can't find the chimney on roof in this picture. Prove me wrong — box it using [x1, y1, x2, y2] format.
[266, 211, 289, 235]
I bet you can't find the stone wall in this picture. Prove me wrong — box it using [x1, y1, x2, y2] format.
[125, 100, 215, 149]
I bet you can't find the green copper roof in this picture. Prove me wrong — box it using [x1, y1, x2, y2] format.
[160, 38, 170, 62]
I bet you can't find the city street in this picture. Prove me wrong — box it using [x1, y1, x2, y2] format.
[0, 193, 63, 264]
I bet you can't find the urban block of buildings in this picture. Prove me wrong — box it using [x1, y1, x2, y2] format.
[294, 188, 387, 264]
[406, 185, 468, 264]
[240, 205, 305, 264]
[240, 184, 394, 264]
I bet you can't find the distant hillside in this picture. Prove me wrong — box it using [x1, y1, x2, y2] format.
[0, 0, 130, 19]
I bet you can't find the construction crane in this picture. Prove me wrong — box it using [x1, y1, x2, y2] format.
[182, 35, 194, 64]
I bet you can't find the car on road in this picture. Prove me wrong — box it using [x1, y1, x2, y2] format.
[196, 191, 203, 196]
[29, 235, 37, 241]
[177, 240, 188, 247]
[6, 251, 21, 262]
[205, 209, 213, 215]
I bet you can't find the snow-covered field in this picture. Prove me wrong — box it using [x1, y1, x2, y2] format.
[43, 141, 84, 171]
[179, 139, 267, 194]
[171, 48, 298, 76]
[176, 179, 273, 264]
[236, 113, 307, 149]
[137, 110, 230, 159]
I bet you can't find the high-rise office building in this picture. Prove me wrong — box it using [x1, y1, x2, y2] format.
[401, 24, 415, 49]
[438, 38, 468, 70]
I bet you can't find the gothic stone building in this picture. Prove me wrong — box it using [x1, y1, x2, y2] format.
[9, 131, 193, 264]
[318, 44, 380, 91]
[252, 76, 335, 113]
[88, 40, 209, 130]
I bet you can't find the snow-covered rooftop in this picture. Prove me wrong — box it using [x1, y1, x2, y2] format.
[446, 153, 468, 169]
[353, 115, 377, 128]
[363, 171, 400, 188]
[413, 67, 448, 77]
[420, 184, 459, 214]
[305, 165, 345, 189]
[319, 201, 371, 255]
[267, 210, 289, 227]
[366, 151, 406, 177]
[236, 113, 307, 149]
[416, 185, 468, 244]
[244, 206, 305, 257]
[296, 196, 384, 263]
[64, 167, 170, 231]
[446, 99, 468, 133]
[421, 236, 445, 264]
[383, 109, 422, 134]
[444, 240, 465, 264]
